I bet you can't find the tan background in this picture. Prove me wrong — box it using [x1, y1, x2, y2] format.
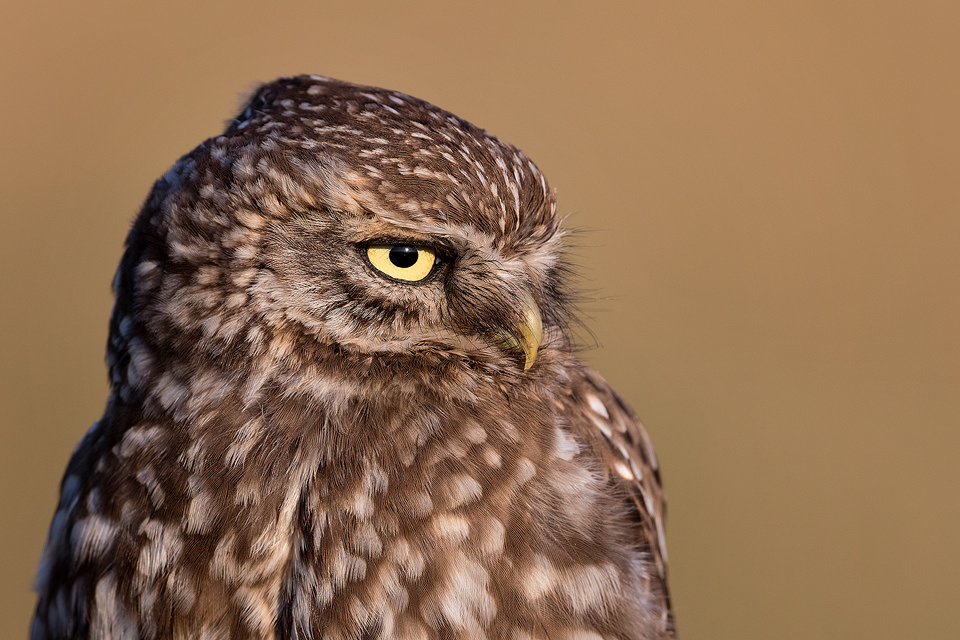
[2, 1, 958, 638]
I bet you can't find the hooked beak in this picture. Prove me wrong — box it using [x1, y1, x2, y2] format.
[493, 291, 543, 371]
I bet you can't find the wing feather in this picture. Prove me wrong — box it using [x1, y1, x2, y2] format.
[566, 366, 675, 634]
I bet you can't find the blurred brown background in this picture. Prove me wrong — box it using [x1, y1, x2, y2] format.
[2, 1, 958, 638]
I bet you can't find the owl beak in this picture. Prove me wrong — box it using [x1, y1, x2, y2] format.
[492, 291, 542, 371]
[517, 291, 543, 371]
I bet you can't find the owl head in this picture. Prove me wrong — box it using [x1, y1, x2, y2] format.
[107, 76, 572, 414]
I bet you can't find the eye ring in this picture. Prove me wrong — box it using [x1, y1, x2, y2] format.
[365, 243, 437, 282]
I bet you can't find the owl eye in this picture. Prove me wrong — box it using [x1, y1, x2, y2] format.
[366, 244, 437, 282]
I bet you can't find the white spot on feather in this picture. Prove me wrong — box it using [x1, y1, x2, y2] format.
[422, 551, 495, 634]
[117, 426, 164, 458]
[137, 520, 183, 579]
[558, 563, 620, 615]
[431, 513, 471, 542]
[70, 515, 118, 563]
[554, 429, 580, 460]
[586, 394, 609, 419]
[590, 414, 613, 438]
[613, 460, 634, 480]
[477, 517, 506, 557]
[515, 457, 536, 484]
[520, 553, 558, 601]
[442, 473, 483, 508]
[91, 573, 137, 638]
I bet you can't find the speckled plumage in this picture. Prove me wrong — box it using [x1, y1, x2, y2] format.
[32, 75, 674, 640]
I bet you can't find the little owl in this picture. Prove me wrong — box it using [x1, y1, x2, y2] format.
[32, 75, 674, 640]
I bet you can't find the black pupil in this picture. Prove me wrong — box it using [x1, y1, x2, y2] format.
[389, 245, 419, 269]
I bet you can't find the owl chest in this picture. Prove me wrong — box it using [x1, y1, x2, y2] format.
[287, 463, 508, 638]
[276, 400, 624, 639]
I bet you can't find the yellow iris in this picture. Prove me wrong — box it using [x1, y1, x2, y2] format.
[366, 244, 436, 282]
